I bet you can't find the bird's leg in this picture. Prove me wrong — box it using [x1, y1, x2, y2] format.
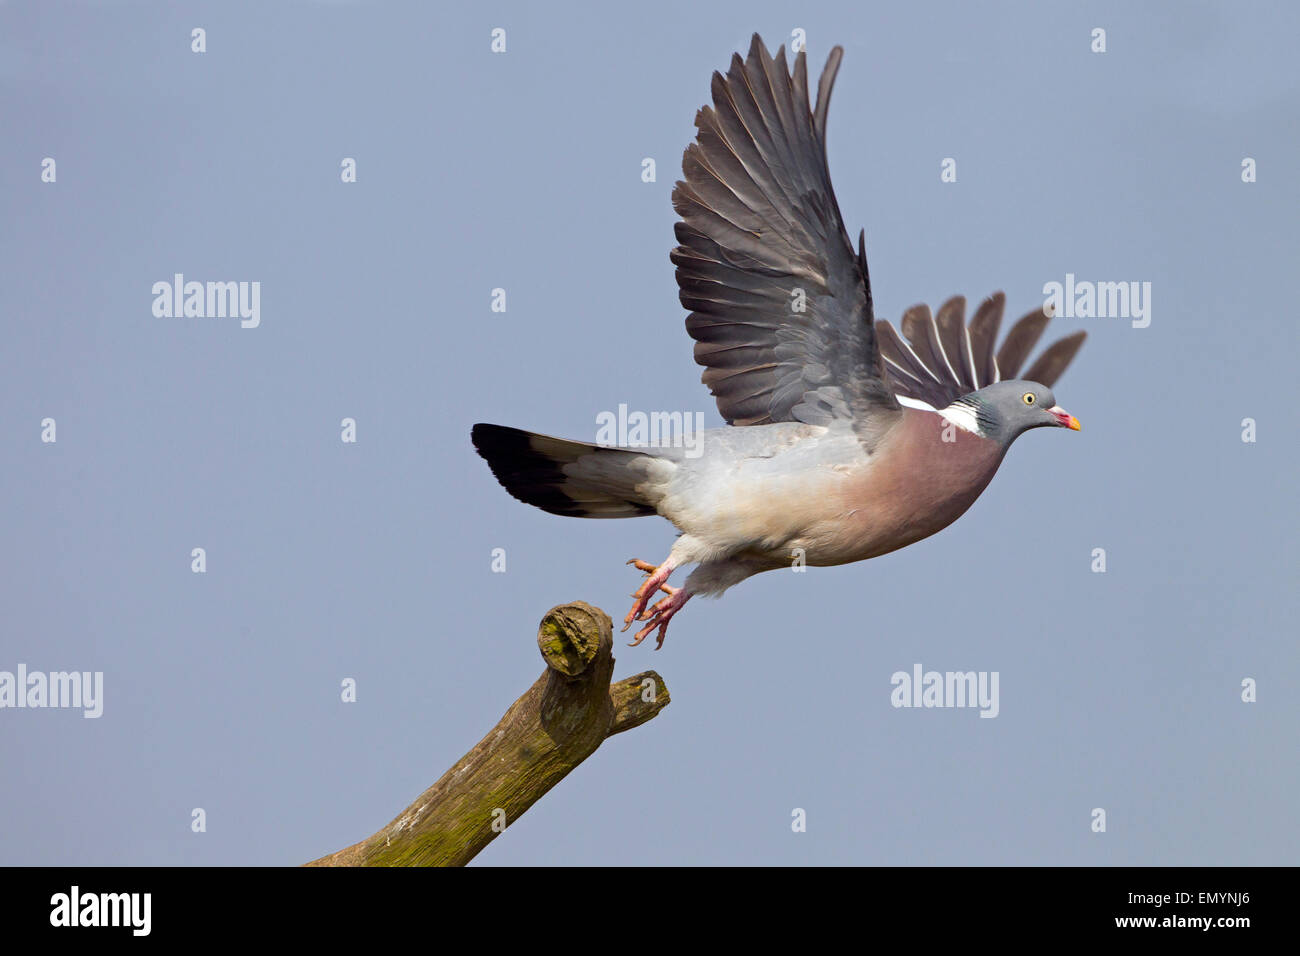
[623, 557, 677, 631]
[627, 559, 674, 598]
[631, 588, 691, 650]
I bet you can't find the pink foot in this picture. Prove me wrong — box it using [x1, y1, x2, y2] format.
[630, 588, 691, 650]
[623, 557, 676, 632]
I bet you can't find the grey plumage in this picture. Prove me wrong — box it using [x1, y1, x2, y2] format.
[471, 35, 1087, 648]
[471, 423, 671, 519]
[671, 36, 900, 448]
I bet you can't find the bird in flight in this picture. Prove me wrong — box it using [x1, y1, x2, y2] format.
[473, 34, 1085, 649]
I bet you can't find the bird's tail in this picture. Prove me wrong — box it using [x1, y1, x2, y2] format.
[471, 423, 673, 518]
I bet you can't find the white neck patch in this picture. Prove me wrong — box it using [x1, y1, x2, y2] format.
[937, 400, 984, 437]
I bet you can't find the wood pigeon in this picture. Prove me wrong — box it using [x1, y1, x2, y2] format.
[472, 35, 1085, 648]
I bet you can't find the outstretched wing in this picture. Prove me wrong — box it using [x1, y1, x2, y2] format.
[876, 292, 1087, 409]
[671, 34, 901, 447]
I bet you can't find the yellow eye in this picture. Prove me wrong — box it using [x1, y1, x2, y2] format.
[1022, 392, 1036, 405]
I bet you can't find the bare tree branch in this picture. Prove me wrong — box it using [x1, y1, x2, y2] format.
[305, 601, 670, 867]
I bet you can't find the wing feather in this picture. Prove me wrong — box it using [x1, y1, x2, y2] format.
[878, 294, 1086, 406]
[672, 35, 901, 446]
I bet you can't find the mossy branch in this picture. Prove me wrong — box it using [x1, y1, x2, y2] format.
[305, 601, 670, 867]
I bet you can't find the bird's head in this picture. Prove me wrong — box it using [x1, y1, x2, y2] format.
[943, 380, 1081, 444]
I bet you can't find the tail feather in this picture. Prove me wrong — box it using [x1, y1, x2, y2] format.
[471, 423, 671, 519]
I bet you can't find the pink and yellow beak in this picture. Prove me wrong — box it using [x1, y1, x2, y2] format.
[1048, 405, 1081, 431]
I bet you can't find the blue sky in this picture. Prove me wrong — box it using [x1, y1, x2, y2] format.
[1, 0, 1296, 865]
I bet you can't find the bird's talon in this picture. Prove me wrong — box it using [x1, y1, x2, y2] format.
[622, 556, 683, 646]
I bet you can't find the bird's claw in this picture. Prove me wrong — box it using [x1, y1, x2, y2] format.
[628, 588, 688, 649]
[622, 557, 677, 633]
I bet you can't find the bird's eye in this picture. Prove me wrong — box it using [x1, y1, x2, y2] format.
[1022, 392, 1036, 405]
